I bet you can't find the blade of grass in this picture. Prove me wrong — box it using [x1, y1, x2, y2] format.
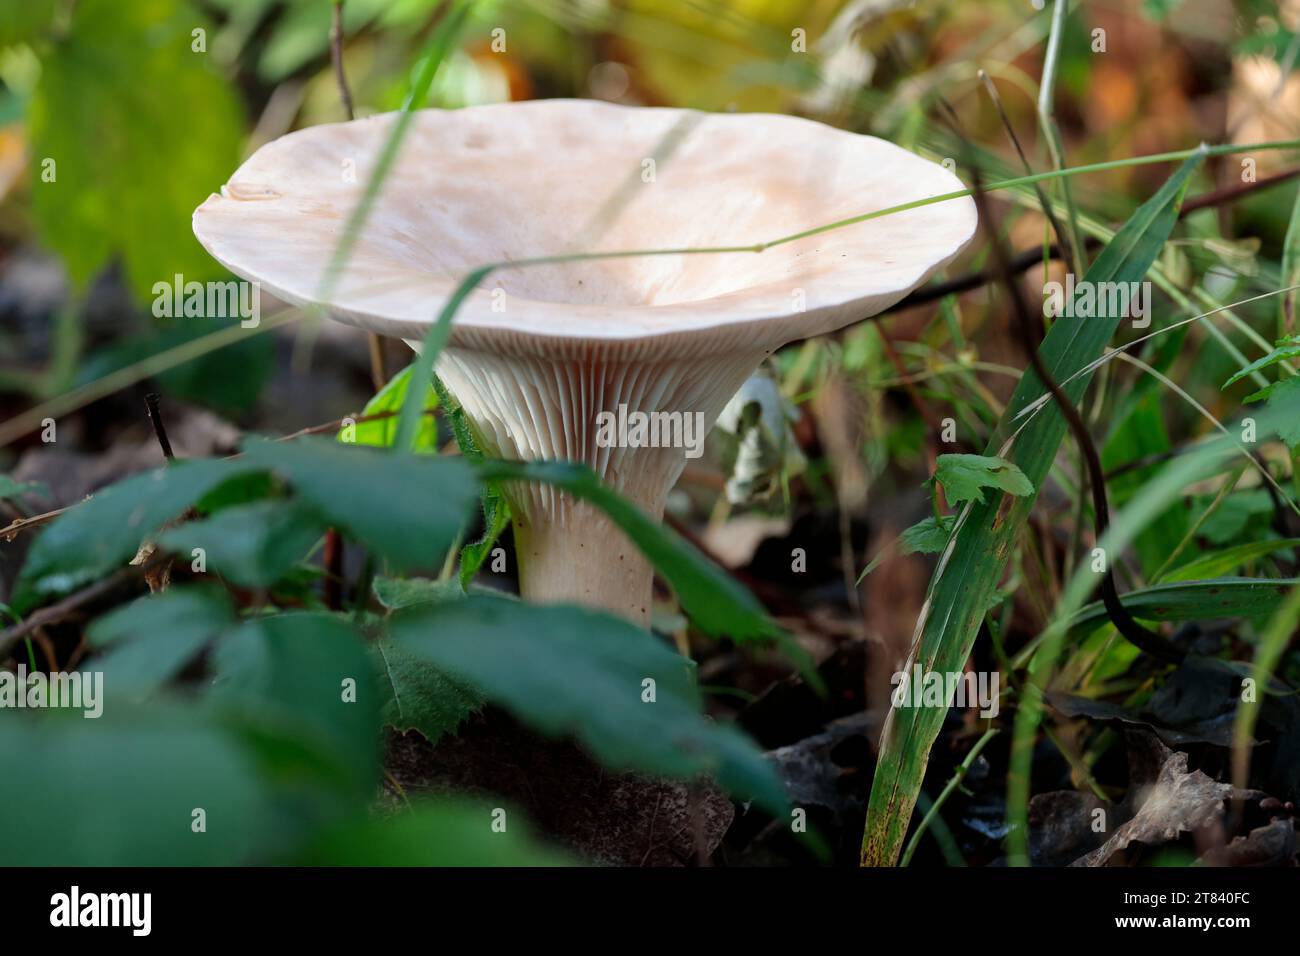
[861, 155, 1203, 867]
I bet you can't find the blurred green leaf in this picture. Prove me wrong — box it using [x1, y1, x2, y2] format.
[158, 498, 327, 587]
[302, 800, 571, 866]
[242, 437, 478, 572]
[1162, 538, 1300, 583]
[391, 595, 788, 814]
[0, 708, 275, 865]
[211, 612, 380, 801]
[1197, 489, 1275, 545]
[0, 475, 48, 503]
[0, 1, 57, 48]
[88, 585, 234, 696]
[15, 458, 262, 609]
[28, 0, 243, 296]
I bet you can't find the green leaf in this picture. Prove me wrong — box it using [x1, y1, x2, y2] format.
[374, 575, 464, 610]
[14, 458, 261, 608]
[0, 1, 57, 48]
[1253, 375, 1300, 450]
[373, 638, 482, 743]
[301, 801, 571, 866]
[157, 498, 327, 587]
[390, 595, 788, 814]
[429, 374, 511, 589]
[1161, 538, 1300, 583]
[864, 155, 1203, 866]
[0, 475, 48, 503]
[210, 612, 380, 801]
[0, 707, 275, 865]
[1068, 577, 1299, 636]
[87, 586, 234, 696]
[901, 515, 956, 555]
[1196, 489, 1275, 544]
[241, 437, 478, 572]
[343, 363, 438, 453]
[475, 460, 781, 644]
[28, 0, 243, 296]
[856, 515, 954, 584]
[1223, 338, 1300, 389]
[933, 453, 1033, 506]
[372, 575, 502, 610]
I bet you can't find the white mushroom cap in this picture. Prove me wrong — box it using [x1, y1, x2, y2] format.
[192, 99, 976, 623]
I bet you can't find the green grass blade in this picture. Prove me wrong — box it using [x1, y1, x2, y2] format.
[860, 154, 1203, 866]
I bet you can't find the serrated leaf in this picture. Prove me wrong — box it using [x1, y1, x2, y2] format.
[87, 585, 234, 697]
[933, 453, 1033, 506]
[856, 515, 955, 584]
[1255, 375, 1300, 450]
[372, 575, 501, 610]
[14, 458, 262, 609]
[28, 0, 243, 296]
[157, 498, 327, 587]
[373, 639, 482, 744]
[901, 515, 956, 555]
[390, 595, 788, 814]
[1223, 338, 1300, 389]
[241, 437, 478, 572]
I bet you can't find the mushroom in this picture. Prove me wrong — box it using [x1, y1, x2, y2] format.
[193, 99, 976, 626]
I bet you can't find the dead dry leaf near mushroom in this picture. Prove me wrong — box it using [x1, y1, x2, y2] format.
[1060, 732, 1297, 867]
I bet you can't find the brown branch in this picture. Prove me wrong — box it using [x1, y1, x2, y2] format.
[330, 1, 355, 122]
[144, 392, 175, 460]
[0, 559, 159, 661]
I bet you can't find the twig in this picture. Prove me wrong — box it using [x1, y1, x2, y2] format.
[144, 392, 175, 460]
[330, 1, 355, 122]
[330, 0, 390, 391]
[0, 559, 159, 660]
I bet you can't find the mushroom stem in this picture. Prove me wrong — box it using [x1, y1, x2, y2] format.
[511, 496, 660, 626]
[430, 344, 765, 626]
